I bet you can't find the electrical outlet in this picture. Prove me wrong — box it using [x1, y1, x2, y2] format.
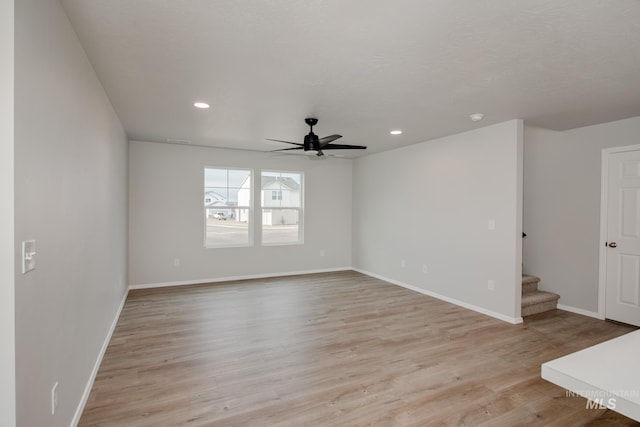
[401, 259, 406, 268]
[173, 258, 180, 267]
[487, 280, 495, 291]
[488, 219, 496, 230]
[422, 264, 428, 274]
[51, 382, 58, 415]
[22, 240, 36, 274]
[320, 249, 325, 257]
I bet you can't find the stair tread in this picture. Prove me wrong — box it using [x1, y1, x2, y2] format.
[522, 274, 541, 285]
[522, 290, 560, 306]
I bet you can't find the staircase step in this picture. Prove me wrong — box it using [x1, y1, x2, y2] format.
[522, 274, 541, 294]
[522, 290, 560, 316]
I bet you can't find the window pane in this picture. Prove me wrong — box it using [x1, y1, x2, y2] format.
[206, 208, 250, 246]
[227, 169, 251, 187]
[205, 168, 251, 247]
[262, 208, 299, 244]
[261, 171, 301, 208]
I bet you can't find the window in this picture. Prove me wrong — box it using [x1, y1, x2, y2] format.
[204, 168, 251, 247]
[261, 171, 303, 245]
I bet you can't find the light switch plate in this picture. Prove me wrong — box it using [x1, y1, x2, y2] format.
[22, 240, 36, 274]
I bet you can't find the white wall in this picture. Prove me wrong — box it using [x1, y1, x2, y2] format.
[353, 120, 523, 322]
[524, 117, 640, 315]
[1, 0, 15, 425]
[14, 0, 128, 425]
[129, 141, 352, 286]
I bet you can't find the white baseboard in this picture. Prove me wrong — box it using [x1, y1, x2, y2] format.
[353, 268, 523, 325]
[71, 288, 129, 427]
[557, 304, 602, 320]
[129, 267, 353, 290]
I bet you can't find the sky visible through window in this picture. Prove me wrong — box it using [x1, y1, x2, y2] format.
[261, 171, 301, 184]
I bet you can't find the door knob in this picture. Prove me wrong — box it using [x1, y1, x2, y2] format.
[608, 242, 618, 248]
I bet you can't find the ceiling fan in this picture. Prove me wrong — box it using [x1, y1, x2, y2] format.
[267, 118, 367, 157]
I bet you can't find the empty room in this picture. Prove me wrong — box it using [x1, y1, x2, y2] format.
[4, 1, 640, 426]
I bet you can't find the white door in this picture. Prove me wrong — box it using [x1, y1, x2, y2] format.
[605, 149, 640, 326]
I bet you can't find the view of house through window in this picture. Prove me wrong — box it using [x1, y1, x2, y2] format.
[204, 168, 251, 247]
[261, 171, 303, 245]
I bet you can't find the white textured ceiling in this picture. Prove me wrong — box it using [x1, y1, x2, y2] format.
[60, 0, 640, 157]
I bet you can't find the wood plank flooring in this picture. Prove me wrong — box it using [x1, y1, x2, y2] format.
[79, 271, 639, 426]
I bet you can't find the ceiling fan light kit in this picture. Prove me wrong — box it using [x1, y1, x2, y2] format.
[268, 118, 367, 158]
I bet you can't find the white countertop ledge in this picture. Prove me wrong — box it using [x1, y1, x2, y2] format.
[541, 329, 640, 421]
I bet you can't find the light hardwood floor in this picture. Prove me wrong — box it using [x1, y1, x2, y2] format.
[80, 271, 639, 426]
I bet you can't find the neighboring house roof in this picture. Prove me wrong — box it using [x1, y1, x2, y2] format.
[262, 177, 300, 191]
[204, 191, 226, 207]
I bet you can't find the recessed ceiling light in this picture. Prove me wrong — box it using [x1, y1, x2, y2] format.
[194, 102, 210, 109]
[470, 113, 484, 122]
[390, 130, 403, 135]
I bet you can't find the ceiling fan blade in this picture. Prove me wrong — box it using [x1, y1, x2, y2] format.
[271, 147, 304, 152]
[266, 138, 303, 147]
[318, 134, 342, 147]
[322, 144, 367, 150]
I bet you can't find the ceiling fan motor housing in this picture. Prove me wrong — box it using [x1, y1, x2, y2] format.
[304, 132, 319, 151]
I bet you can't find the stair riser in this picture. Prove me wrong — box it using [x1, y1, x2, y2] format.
[521, 275, 560, 316]
[522, 300, 558, 316]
